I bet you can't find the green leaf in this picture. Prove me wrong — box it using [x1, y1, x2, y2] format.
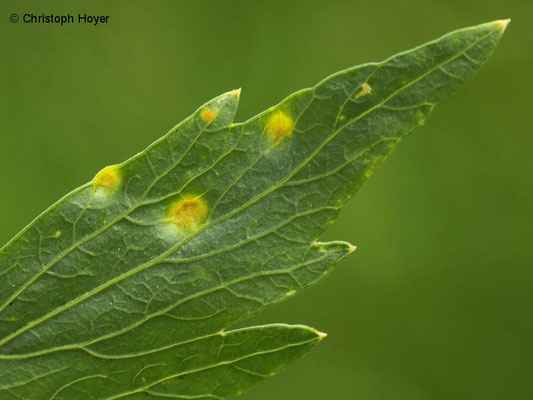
[0, 20, 507, 399]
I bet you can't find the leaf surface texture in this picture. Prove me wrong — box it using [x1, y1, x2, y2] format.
[0, 20, 507, 399]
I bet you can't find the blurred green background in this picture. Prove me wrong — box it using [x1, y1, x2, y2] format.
[1, 1, 532, 399]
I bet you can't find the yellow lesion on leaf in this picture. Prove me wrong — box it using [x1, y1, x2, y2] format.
[200, 108, 217, 123]
[355, 83, 372, 98]
[267, 110, 294, 144]
[168, 195, 208, 230]
[93, 166, 121, 192]
[416, 110, 426, 126]
[494, 19, 511, 31]
[54, 231, 61, 239]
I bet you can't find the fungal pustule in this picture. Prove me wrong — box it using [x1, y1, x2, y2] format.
[416, 110, 426, 126]
[167, 196, 208, 231]
[200, 108, 217, 123]
[356, 82, 372, 98]
[266, 110, 294, 144]
[92, 165, 122, 195]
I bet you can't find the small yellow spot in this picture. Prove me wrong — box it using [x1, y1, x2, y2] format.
[168, 196, 208, 230]
[494, 19, 511, 31]
[54, 231, 62, 239]
[356, 83, 372, 98]
[416, 110, 426, 126]
[267, 111, 294, 144]
[316, 331, 328, 340]
[286, 289, 297, 297]
[230, 88, 241, 97]
[348, 244, 357, 253]
[93, 166, 121, 191]
[201, 108, 217, 123]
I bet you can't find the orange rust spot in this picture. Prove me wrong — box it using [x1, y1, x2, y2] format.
[93, 166, 121, 190]
[201, 108, 217, 123]
[267, 111, 294, 144]
[168, 196, 208, 230]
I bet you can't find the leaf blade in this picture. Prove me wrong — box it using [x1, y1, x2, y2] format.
[0, 20, 507, 399]
[1, 324, 322, 400]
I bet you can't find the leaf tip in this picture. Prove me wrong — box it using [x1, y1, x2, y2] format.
[494, 18, 511, 31]
[230, 88, 242, 97]
[348, 243, 357, 254]
[316, 330, 328, 340]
